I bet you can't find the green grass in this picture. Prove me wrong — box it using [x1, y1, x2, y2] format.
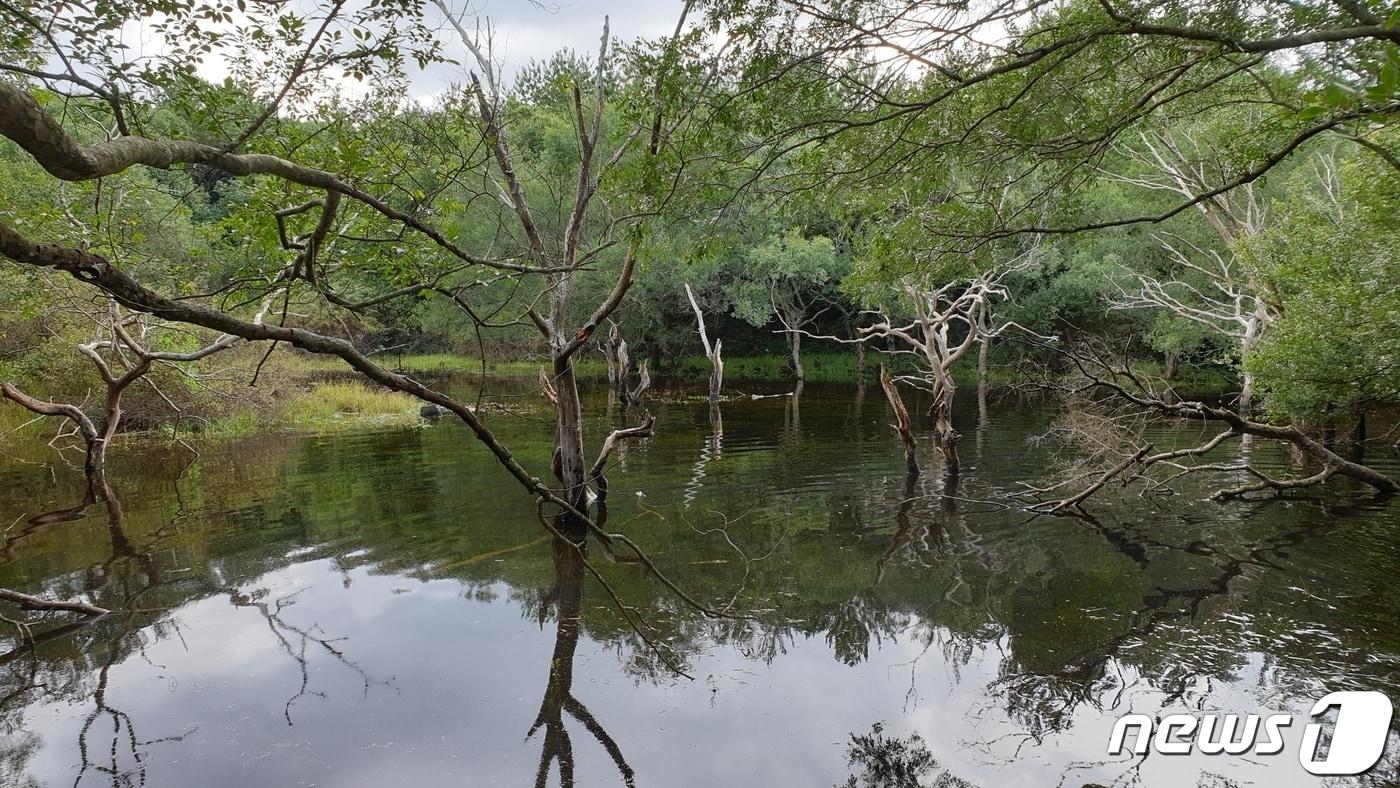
[280, 381, 422, 429]
[189, 380, 422, 439]
[477, 357, 609, 377]
[281, 349, 1038, 386]
[194, 410, 263, 439]
[0, 403, 46, 440]
[282, 351, 608, 378]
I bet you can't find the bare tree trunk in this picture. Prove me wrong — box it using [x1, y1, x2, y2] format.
[788, 329, 804, 382]
[604, 333, 619, 392]
[930, 368, 961, 477]
[685, 283, 723, 404]
[789, 379, 803, 430]
[879, 365, 919, 477]
[854, 339, 867, 381]
[977, 336, 990, 388]
[628, 360, 651, 405]
[709, 349, 724, 405]
[1163, 349, 1179, 380]
[552, 355, 589, 518]
[1239, 370, 1256, 417]
[976, 336, 989, 427]
[1238, 310, 1265, 416]
[860, 275, 1013, 478]
[613, 329, 631, 403]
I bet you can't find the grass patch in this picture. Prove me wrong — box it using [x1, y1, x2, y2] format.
[280, 351, 595, 377]
[478, 357, 609, 377]
[0, 404, 47, 440]
[196, 410, 263, 439]
[281, 381, 421, 429]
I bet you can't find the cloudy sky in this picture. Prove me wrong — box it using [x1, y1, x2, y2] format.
[413, 0, 690, 98]
[106, 0, 692, 104]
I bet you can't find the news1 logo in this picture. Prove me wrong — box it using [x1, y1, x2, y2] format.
[1107, 691, 1394, 775]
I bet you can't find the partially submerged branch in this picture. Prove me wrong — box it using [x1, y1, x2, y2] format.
[0, 588, 108, 618]
[878, 365, 919, 477]
[1018, 340, 1397, 511]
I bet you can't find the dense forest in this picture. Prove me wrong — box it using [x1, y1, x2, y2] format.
[1, 0, 1399, 784]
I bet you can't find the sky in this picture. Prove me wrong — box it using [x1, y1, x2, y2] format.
[98, 0, 691, 107]
[412, 0, 689, 99]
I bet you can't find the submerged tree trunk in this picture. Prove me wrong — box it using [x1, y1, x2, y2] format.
[707, 345, 724, 404]
[628, 359, 651, 405]
[977, 336, 990, 389]
[1239, 370, 1256, 417]
[1238, 309, 1267, 416]
[879, 365, 919, 477]
[789, 379, 803, 431]
[977, 336, 990, 427]
[788, 329, 804, 382]
[929, 367, 961, 477]
[860, 275, 1009, 479]
[552, 355, 590, 517]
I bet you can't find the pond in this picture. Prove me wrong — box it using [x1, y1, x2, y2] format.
[1, 376, 1397, 787]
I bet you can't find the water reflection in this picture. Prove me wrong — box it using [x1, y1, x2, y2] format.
[1, 472, 183, 788]
[839, 723, 973, 788]
[0, 381, 1396, 786]
[530, 532, 634, 787]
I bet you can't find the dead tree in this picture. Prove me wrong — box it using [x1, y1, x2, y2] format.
[0, 4, 740, 660]
[600, 322, 651, 406]
[1, 300, 253, 472]
[1017, 340, 1397, 513]
[603, 321, 631, 402]
[434, 7, 712, 516]
[771, 284, 835, 383]
[685, 283, 724, 404]
[878, 365, 919, 477]
[859, 271, 1034, 477]
[1105, 128, 1286, 414]
[628, 360, 652, 405]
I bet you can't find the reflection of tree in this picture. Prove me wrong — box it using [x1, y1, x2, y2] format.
[530, 533, 635, 787]
[837, 723, 974, 788]
[682, 405, 723, 508]
[986, 508, 1375, 742]
[873, 472, 946, 587]
[73, 632, 192, 788]
[219, 586, 384, 725]
[820, 596, 909, 667]
[21, 473, 199, 788]
[2, 470, 380, 786]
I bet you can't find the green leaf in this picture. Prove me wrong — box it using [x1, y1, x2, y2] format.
[1297, 105, 1328, 122]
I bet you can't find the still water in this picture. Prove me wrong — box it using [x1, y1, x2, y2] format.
[1, 376, 1397, 787]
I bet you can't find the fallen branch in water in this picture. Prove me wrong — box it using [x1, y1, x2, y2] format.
[0, 587, 108, 617]
[1014, 337, 1397, 512]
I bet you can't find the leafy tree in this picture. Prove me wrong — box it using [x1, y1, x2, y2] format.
[1244, 145, 1400, 429]
[725, 229, 848, 380]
